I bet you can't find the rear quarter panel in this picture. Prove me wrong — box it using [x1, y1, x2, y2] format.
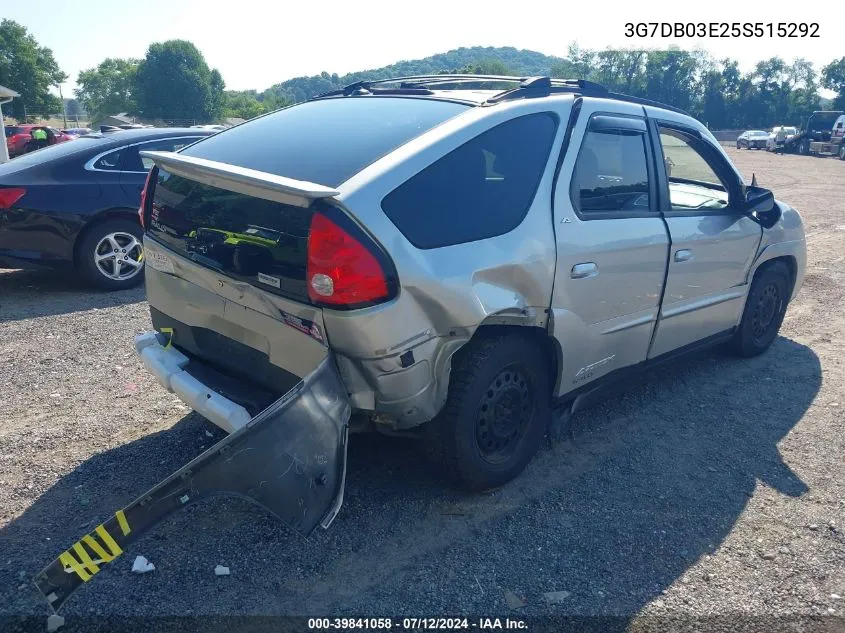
[324, 97, 574, 422]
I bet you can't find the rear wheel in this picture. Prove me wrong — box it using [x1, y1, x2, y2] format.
[839, 145, 845, 161]
[76, 219, 145, 290]
[424, 332, 551, 491]
[730, 262, 791, 357]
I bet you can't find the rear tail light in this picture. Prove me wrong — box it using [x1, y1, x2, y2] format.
[307, 209, 395, 308]
[138, 170, 154, 229]
[0, 187, 26, 209]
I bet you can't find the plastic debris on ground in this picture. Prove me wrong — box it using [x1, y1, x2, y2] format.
[131, 555, 155, 574]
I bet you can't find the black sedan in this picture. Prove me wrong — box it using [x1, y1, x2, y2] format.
[0, 127, 213, 290]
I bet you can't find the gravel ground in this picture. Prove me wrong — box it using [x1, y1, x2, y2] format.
[1, 148, 844, 632]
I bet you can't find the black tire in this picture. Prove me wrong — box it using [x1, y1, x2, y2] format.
[730, 261, 791, 358]
[799, 140, 810, 155]
[736, 142, 742, 149]
[424, 332, 551, 491]
[839, 145, 845, 161]
[76, 218, 145, 290]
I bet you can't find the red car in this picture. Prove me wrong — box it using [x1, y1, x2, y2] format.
[4, 125, 76, 158]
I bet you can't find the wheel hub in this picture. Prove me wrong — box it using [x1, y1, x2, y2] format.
[750, 283, 780, 340]
[475, 366, 533, 463]
[94, 232, 144, 281]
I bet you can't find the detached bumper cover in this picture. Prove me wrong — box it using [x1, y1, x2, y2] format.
[35, 353, 350, 611]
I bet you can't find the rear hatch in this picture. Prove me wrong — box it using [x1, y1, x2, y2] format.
[140, 95, 468, 392]
[142, 156, 337, 397]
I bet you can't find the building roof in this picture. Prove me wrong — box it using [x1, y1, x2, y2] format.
[0, 85, 21, 99]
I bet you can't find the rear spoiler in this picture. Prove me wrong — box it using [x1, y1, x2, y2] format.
[139, 151, 340, 209]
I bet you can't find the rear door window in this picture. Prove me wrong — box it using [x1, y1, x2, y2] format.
[93, 148, 124, 171]
[180, 97, 469, 187]
[122, 137, 204, 172]
[381, 113, 558, 249]
[570, 120, 652, 215]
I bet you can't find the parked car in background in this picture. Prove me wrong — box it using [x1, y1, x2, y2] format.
[766, 126, 798, 152]
[4, 125, 76, 158]
[62, 127, 93, 136]
[0, 127, 213, 289]
[736, 130, 770, 149]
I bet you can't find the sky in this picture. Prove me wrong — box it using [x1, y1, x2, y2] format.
[3, 0, 840, 95]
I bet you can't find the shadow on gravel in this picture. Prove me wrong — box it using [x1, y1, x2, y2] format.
[0, 337, 821, 632]
[0, 269, 144, 322]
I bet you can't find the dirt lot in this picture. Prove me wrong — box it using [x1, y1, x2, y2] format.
[1, 148, 844, 631]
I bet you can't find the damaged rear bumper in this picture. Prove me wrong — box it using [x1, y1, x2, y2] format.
[35, 353, 350, 611]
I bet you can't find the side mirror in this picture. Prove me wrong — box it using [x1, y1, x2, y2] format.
[744, 185, 780, 228]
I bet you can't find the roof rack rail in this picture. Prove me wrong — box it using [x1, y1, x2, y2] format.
[605, 92, 690, 116]
[311, 74, 690, 116]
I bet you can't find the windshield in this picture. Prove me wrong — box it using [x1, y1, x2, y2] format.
[181, 97, 470, 187]
[749, 131, 768, 137]
[4, 126, 25, 138]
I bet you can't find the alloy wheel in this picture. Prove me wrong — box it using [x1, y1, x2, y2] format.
[94, 232, 144, 281]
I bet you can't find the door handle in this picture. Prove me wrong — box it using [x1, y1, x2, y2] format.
[571, 262, 598, 279]
[674, 249, 693, 263]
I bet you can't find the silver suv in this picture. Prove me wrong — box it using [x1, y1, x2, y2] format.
[139, 73, 806, 511]
[36, 76, 808, 608]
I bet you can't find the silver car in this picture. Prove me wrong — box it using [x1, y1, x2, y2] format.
[36, 76, 808, 608]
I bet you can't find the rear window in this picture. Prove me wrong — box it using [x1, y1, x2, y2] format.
[180, 97, 469, 187]
[5, 126, 25, 138]
[148, 171, 314, 301]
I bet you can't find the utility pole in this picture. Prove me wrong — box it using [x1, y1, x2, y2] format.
[58, 84, 68, 129]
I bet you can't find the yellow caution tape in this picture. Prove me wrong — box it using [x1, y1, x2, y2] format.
[160, 327, 174, 350]
[81, 534, 115, 563]
[94, 524, 122, 557]
[59, 522, 125, 581]
[115, 510, 131, 536]
[72, 541, 100, 575]
[59, 551, 91, 582]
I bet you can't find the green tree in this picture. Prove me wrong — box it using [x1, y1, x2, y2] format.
[134, 40, 225, 121]
[75, 58, 139, 122]
[0, 19, 66, 120]
[821, 57, 845, 110]
[222, 90, 266, 120]
[64, 98, 83, 117]
[787, 58, 820, 125]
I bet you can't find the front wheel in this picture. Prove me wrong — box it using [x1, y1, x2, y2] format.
[839, 145, 845, 161]
[730, 262, 791, 357]
[424, 333, 551, 491]
[799, 140, 810, 155]
[76, 219, 145, 290]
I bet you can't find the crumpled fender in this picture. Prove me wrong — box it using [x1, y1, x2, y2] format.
[35, 356, 350, 611]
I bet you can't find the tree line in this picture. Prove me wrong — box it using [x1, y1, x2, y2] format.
[2, 22, 845, 129]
